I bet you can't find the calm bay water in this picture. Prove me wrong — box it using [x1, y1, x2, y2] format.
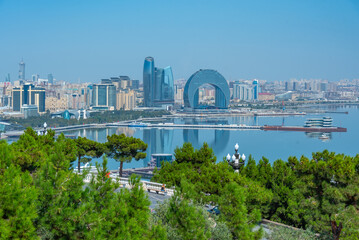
[63, 105, 359, 170]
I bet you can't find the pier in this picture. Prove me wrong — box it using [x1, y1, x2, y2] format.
[108, 122, 262, 130]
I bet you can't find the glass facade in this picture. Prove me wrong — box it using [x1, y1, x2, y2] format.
[12, 84, 46, 112]
[92, 84, 116, 109]
[184, 69, 230, 109]
[18, 60, 25, 81]
[253, 80, 259, 100]
[151, 154, 173, 168]
[162, 66, 174, 103]
[143, 57, 174, 107]
[143, 57, 155, 107]
[98, 85, 107, 106]
[48, 74, 54, 84]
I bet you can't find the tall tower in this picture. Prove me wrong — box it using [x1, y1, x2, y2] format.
[18, 59, 25, 81]
[252, 80, 259, 100]
[48, 73, 54, 84]
[143, 57, 155, 107]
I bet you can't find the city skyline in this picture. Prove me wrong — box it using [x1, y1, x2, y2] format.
[1, 1, 359, 83]
[143, 56, 174, 107]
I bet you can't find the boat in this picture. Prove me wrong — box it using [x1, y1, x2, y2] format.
[262, 125, 346, 132]
[304, 117, 333, 128]
[262, 116, 346, 132]
[128, 122, 148, 128]
[319, 134, 330, 140]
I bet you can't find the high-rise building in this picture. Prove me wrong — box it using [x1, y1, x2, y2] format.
[143, 57, 174, 107]
[233, 83, 255, 101]
[48, 74, 54, 84]
[91, 84, 116, 110]
[18, 60, 25, 82]
[143, 57, 155, 107]
[5, 73, 10, 82]
[86, 85, 93, 108]
[131, 80, 140, 90]
[12, 84, 46, 112]
[101, 79, 112, 84]
[45, 96, 67, 112]
[116, 90, 136, 110]
[32, 74, 39, 83]
[252, 80, 259, 100]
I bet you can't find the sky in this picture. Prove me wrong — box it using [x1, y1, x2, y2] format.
[0, 0, 359, 83]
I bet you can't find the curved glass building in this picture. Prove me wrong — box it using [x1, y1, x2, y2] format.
[184, 69, 230, 109]
[143, 57, 155, 107]
[143, 57, 174, 107]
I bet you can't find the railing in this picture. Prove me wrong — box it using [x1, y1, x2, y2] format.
[80, 172, 174, 196]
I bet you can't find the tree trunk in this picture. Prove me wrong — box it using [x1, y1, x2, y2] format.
[78, 155, 82, 173]
[119, 161, 124, 177]
[331, 221, 343, 240]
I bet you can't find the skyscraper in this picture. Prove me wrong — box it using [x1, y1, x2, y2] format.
[12, 84, 46, 112]
[5, 73, 10, 82]
[143, 57, 155, 107]
[32, 74, 39, 83]
[143, 57, 174, 107]
[18, 60, 25, 81]
[131, 80, 140, 90]
[91, 84, 116, 110]
[252, 80, 259, 100]
[48, 74, 54, 84]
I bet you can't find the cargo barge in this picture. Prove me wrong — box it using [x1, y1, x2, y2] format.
[262, 116, 347, 132]
[262, 125, 347, 132]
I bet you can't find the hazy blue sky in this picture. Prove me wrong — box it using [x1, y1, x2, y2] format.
[1, 0, 359, 83]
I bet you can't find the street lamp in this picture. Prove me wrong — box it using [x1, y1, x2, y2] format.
[43, 122, 47, 135]
[227, 143, 246, 173]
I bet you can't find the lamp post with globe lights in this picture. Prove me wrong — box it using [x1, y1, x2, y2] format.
[43, 122, 47, 135]
[226, 143, 246, 173]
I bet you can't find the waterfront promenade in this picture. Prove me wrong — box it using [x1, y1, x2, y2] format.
[3, 121, 263, 138]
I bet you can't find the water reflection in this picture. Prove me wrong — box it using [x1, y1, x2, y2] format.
[182, 118, 230, 153]
[183, 128, 230, 153]
[143, 128, 173, 166]
[305, 132, 332, 141]
[58, 104, 357, 170]
[73, 127, 135, 142]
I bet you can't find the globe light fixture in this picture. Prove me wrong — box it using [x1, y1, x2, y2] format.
[43, 122, 47, 135]
[227, 143, 246, 173]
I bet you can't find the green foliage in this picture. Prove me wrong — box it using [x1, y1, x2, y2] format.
[210, 221, 232, 240]
[174, 142, 216, 166]
[219, 182, 262, 240]
[155, 143, 359, 239]
[2, 127, 359, 240]
[153, 143, 236, 204]
[34, 138, 90, 239]
[0, 128, 166, 239]
[74, 136, 105, 172]
[265, 225, 323, 240]
[105, 133, 147, 176]
[241, 150, 359, 239]
[0, 164, 38, 239]
[154, 142, 268, 239]
[10, 128, 77, 172]
[0, 140, 13, 172]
